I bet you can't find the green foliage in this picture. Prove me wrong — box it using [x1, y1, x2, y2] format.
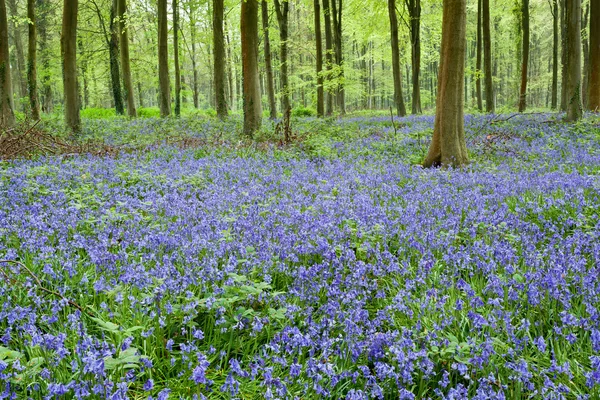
[291, 106, 316, 117]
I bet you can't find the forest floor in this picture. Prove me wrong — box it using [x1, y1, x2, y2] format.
[1, 112, 599, 399]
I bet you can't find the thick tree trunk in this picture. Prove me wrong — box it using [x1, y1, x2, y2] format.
[173, 0, 181, 116]
[476, 0, 482, 111]
[241, 0, 262, 136]
[590, 0, 600, 110]
[407, 0, 421, 114]
[551, 0, 558, 109]
[261, 0, 277, 119]
[314, 0, 324, 117]
[61, 0, 79, 132]
[27, 0, 39, 119]
[423, 0, 468, 168]
[7, 0, 26, 104]
[482, 0, 493, 112]
[323, 0, 333, 115]
[518, 0, 529, 112]
[0, 0, 15, 127]
[157, 0, 171, 117]
[109, 0, 124, 115]
[565, 0, 582, 121]
[213, 0, 227, 118]
[331, 0, 344, 113]
[274, 0, 290, 113]
[388, 0, 406, 117]
[117, 0, 136, 117]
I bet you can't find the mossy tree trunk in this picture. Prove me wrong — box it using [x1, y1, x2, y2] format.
[0, 0, 15, 127]
[61, 0, 80, 133]
[241, 0, 262, 136]
[213, 0, 227, 119]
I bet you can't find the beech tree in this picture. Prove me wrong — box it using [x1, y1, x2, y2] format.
[482, 0, 493, 112]
[551, 0, 558, 110]
[406, 0, 421, 114]
[423, 0, 468, 168]
[0, 0, 15, 127]
[564, 0, 582, 121]
[314, 0, 324, 117]
[589, 0, 599, 110]
[518, 0, 529, 112]
[241, 0, 261, 135]
[274, 0, 290, 113]
[323, 0, 333, 115]
[158, 0, 171, 117]
[61, 0, 80, 132]
[174, 0, 181, 116]
[388, 0, 406, 117]
[117, 0, 136, 117]
[261, 0, 277, 119]
[27, 0, 39, 120]
[213, 0, 227, 119]
[476, 0, 482, 111]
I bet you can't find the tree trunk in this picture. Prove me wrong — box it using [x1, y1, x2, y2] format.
[475, 0, 482, 111]
[582, 3, 589, 109]
[61, 0, 79, 132]
[157, 0, 171, 117]
[109, 0, 124, 115]
[27, 0, 39, 119]
[423, 0, 468, 168]
[7, 0, 26, 104]
[213, 0, 227, 118]
[274, 0, 290, 113]
[314, 0, 324, 117]
[261, 0, 277, 119]
[518, 0, 529, 112]
[407, 0, 421, 114]
[565, 0, 582, 121]
[560, 0, 567, 111]
[117, 0, 135, 117]
[590, 0, 600, 110]
[331, 0, 344, 114]
[0, 0, 14, 127]
[189, 3, 199, 109]
[551, 0, 558, 109]
[241, 0, 262, 136]
[38, 0, 52, 113]
[226, 23, 235, 110]
[323, 0, 333, 115]
[482, 0, 493, 112]
[173, 0, 181, 116]
[388, 0, 406, 117]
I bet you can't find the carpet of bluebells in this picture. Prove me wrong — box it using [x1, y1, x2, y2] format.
[1, 113, 600, 399]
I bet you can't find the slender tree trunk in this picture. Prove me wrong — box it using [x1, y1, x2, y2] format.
[589, 0, 600, 110]
[241, 0, 262, 135]
[323, 0, 333, 115]
[117, 0, 136, 117]
[565, 0, 582, 121]
[551, 0, 558, 109]
[189, 5, 199, 109]
[331, 0, 344, 113]
[226, 23, 235, 109]
[388, 0, 406, 117]
[109, 0, 124, 114]
[582, 3, 590, 109]
[173, 0, 181, 116]
[274, 0, 290, 113]
[61, 0, 80, 132]
[314, 0, 324, 117]
[27, 0, 39, 119]
[78, 36, 88, 109]
[482, 0, 493, 112]
[560, 0, 567, 110]
[213, 0, 227, 118]
[262, 0, 277, 119]
[518, 0, 529, 112]
[475, 0, 482, 111]
[407, 0, 421, 114]
[38, 0, 52, 113]
[0, 0, 14, 127]
[158, 0, 171, 117]
[423, 0, 468, 168]
[7, 0, 26, 104]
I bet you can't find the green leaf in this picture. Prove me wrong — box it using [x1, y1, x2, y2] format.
[91, 317, 121, 333]
[0, 347, 23, 361]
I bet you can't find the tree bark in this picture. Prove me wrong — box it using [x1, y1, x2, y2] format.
[241, 0, 262, 136]
[406, 0, 421, 114]
[423, 0, 468, 168]
[475, 0, 482, 111]
[560, 0, 567, 111]
[588, 0, 599, 110]
[323, 0, 333, 115]
[27, 0, 39, 119]
[7, 0, 27, 104]
[331, 0, 344, 113]
[518, 0, 529, 112]
[157, 0, 171, 117]
[274, 0, 290, 113]
[61, 0, 80, 132]
[38, 0, 52, 113]
[173, 0, 181, 116]
[261, 0, 277, 119]
[117, 0, 136, 117]
[314, 0, 324, 117]
[565, 0, 582, 121]
[188, 2, 199, 109]
[0, 0, 15, 127]
[482, 0, 493, 112]
[213, 0, 227, 118]
[109, 0, 124, 114]
[551, 0, 558, 109]
[388, 0, 406, 117]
